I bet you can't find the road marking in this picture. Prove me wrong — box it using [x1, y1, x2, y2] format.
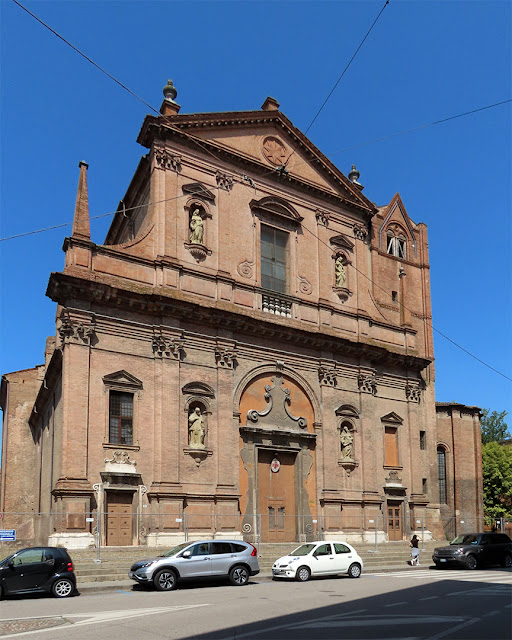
[293, 615, 468, 628]
[425, 618, 478, 640]
[419, 596, 439, 601]
[0, 605, 209, 639]
[482, 610, 500, 617]
[385, 601, 407, 607]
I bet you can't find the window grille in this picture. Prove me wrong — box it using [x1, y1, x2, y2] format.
[109, 391, 134, 445]
[437, 448, 447, 504]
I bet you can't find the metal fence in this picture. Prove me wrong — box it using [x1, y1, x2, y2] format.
[0, 511, 507, 559]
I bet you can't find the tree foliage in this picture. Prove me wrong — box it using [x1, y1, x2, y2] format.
[481, 409, 510, 444]
[482, 441, 512, 518]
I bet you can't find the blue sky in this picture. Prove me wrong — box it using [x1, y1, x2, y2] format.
[1, 1, 511, 431]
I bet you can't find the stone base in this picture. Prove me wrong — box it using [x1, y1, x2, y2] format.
[48, 532, 95, 549]
[411, 529, 433, 541]
[145, 531, 243, 547]
[323, 530, 387, 544]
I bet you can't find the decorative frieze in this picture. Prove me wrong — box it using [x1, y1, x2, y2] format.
[318, 367, 337, 386]
[405, 385, 421, 403]
[215, 347, 237, 368]
[358, 374, 377, 395]
[155, 147, 182, 172]
[215, 170, 234, 191]
[152, 334, 185, 359]
[58, 317, 96, 346]
[315, 209, 330, 227]
[353, 223, 368, 242]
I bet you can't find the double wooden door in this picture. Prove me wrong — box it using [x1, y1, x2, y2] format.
[106, 492, 133, 546]
[387, 501, 403, 541]
[258, 450, 296, 542]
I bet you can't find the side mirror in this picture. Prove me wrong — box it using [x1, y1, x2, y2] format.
[7, 560, 14, 569]
[182, 551, 191, 558]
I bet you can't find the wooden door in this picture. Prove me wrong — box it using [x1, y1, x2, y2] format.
[387, 501, 403, 541]
[258, 450, 296, 542]
[106, 492, 133, 546]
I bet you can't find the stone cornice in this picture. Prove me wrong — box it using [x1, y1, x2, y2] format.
[46, 272, 432, 373]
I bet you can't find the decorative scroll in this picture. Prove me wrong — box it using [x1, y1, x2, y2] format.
[353, 223, 368, 242]
[237, 260, 254, 278]
[155, 147, 182, 172]
[58, 316, 96, 346]
[358, 374, 377, 395]
[152, 334, 184, 359]
[215, 348, 237, 368]
[216, 170, 234, 191]
[297, 274, 312, 295]
[405, 385, 421, 403]
[247, 370, 307, 430]
[318, 367, 337, 386]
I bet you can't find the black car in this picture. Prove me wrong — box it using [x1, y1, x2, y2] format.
[0, 547, 77, 598]
[432, 532, 512, 569]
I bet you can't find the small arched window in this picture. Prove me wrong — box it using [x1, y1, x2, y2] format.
[387, 231, 407, 259]
[437, 447, 447, 504]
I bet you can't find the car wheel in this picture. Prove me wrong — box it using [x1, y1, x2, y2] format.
[52, 578, 74, 598]
[502, 554, 512, 568]
[153, 569, 177, 591]
[295, 566, 311, 582]
[347, 563, 362, 579]
[434, 562, 443, 570]
[465, 554, 478, 570]
[229, 565, 249, 586]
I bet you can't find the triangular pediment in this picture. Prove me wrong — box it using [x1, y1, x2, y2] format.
[381, 412, 403, 425]
[102, 370, 143, 389]
[379, 193, 417, 241]
[139, 110, 376, 216]
[330, 234, 354, 251]
[182, 182, 216, 203]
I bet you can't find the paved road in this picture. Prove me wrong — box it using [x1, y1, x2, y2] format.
[1, 568, 510, 639]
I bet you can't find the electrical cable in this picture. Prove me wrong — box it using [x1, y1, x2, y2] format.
[284, 0, 389, 169]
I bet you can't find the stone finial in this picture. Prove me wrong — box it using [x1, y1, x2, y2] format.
[72, 161, 91, 240]
[160, 79, 181, 116]
[348, 164, 360, 183]
[261, 96, 280, 111]
[163, 79, 177, 102]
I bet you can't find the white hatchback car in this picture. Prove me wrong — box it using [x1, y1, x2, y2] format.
[272, 541, 363, 581]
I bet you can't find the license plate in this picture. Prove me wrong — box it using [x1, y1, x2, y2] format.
[440, 559, 447, 563]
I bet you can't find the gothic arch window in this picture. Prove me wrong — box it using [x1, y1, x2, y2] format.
[386, 228, 407, 259]
[437, 446, 448, 504]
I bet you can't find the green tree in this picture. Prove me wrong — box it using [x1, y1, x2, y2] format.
[482, 441, 512, 519]
[481, 408, 510, 444]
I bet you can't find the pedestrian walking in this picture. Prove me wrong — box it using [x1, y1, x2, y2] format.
[410, 534, 421, 565]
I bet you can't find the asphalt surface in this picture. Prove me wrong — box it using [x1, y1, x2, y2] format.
[0, 567, 510, 639]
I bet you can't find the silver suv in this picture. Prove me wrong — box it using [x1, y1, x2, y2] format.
[128, 540, 260, 591]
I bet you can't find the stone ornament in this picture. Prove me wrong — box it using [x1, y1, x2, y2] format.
[297, 274, 312, 295]
[315, 209, 330, 227]
[155, 147, 182, 172]
[340, 426, 354, 461]
[318, 367, 337, 386]
[188, 408, 206, 450]
[237, 260, 254, 278]
[215, 170, 234, 191]
[104, 450, 136, 466]
[335, 256, 346, 288]
[215, 348, 237, 368]
[385, 470, 403, 485]
[358, 374, 377, 395]
[353, 223, 368, 241]
[152, 335, 184, 359]
[261, 136, 288, 166]
[189, 209, 204, 244]
[58, 317, 96, 346]
[247, 371, 307, 430]
[406, 385, 421, 403]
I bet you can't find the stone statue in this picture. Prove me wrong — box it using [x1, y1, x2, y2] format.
[340, 425, 353, 460]
[189, 209, 204, 244]
[335, 256, 346, 288]
[188, 407, 206, 449]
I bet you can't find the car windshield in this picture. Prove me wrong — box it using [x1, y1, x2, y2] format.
[161, 542, 196, 557]
[290, 544, 316, 556]
[450, 534, 480, 545]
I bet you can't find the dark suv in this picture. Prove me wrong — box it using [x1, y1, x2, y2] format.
[433, 533, 512, 569]
[0, 547, 76, 598]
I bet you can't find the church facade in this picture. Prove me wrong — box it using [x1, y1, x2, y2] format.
[0, 85, 483, 548]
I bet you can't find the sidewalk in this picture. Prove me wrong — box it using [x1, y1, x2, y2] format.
[76, 563, 431, 595]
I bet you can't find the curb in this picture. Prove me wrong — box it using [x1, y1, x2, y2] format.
[76, 564, 434, 595]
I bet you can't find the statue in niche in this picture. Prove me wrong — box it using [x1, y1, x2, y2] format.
[188, 407, 206, 449]
[335, 256, 346, 288]
[189, 209, 204, 244]
[340, 425, 354, 460]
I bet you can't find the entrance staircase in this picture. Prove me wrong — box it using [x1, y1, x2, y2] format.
[69, 540, 441, 585]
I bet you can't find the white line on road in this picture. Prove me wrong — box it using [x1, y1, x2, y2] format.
[293, 615, 468, 629]
[425, 618, 478, 640]
[418, 596, 439, 601]
[384, 601, 408, 607]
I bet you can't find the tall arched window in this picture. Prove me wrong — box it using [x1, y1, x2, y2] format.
[437, 447, 447, 504]
[387, 231, 407, 259]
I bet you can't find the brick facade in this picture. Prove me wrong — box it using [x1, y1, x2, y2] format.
[0, 93, 483, 547]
